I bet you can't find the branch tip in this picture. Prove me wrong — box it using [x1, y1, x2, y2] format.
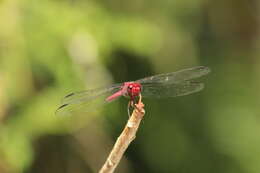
[99, 100, 145, 173]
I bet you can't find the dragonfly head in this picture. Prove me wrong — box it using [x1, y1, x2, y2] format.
[125, 82, 142, 99]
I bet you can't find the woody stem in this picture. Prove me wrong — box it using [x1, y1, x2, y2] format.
[99, 99, 145, 173]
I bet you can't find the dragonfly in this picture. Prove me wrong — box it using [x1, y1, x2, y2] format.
[56, 66, 210, 116]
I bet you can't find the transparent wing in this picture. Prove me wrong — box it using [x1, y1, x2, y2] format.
[56, 84, 122, 116]
[137, 66, 210, 85]
[61, 83, 122, 105]
[141, 80, 205, 98]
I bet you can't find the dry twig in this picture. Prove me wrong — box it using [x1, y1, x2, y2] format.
[99, 99, 145, 173]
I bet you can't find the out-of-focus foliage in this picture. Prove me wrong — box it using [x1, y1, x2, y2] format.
[0, 0, 259, 173]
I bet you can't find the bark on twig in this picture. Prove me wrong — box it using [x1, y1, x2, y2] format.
[99, 100, 145, 173]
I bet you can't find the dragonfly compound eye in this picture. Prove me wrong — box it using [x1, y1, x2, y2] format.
[127, 85, 133, 91]
[128, 83, 141, 97]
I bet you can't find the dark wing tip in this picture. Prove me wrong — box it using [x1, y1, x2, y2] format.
[64, 93, 75, 98]
[57, 103, 69, 109]
[197, 66, 211, 75]
[55, 103, 69, 115]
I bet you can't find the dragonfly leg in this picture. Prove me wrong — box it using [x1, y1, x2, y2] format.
[127, 100, 134, 117]
[127, 101, 130, 117]
[128, 94, 142, 117]
[132, 93, 143, 111]
[138, 93, 142, 104]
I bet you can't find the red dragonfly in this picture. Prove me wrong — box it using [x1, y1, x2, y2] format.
[56, 66, 210, 116]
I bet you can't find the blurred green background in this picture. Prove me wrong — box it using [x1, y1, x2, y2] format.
[0, 0, 260, 173]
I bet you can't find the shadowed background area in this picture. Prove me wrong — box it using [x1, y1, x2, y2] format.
[0, 0, 260, 173]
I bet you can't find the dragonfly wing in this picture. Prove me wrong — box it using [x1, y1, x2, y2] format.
[137, 66, 210, 85]
[61, 83, 122, 105]
[141, 80, 205, 98]
[56, 84, 122, 116]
